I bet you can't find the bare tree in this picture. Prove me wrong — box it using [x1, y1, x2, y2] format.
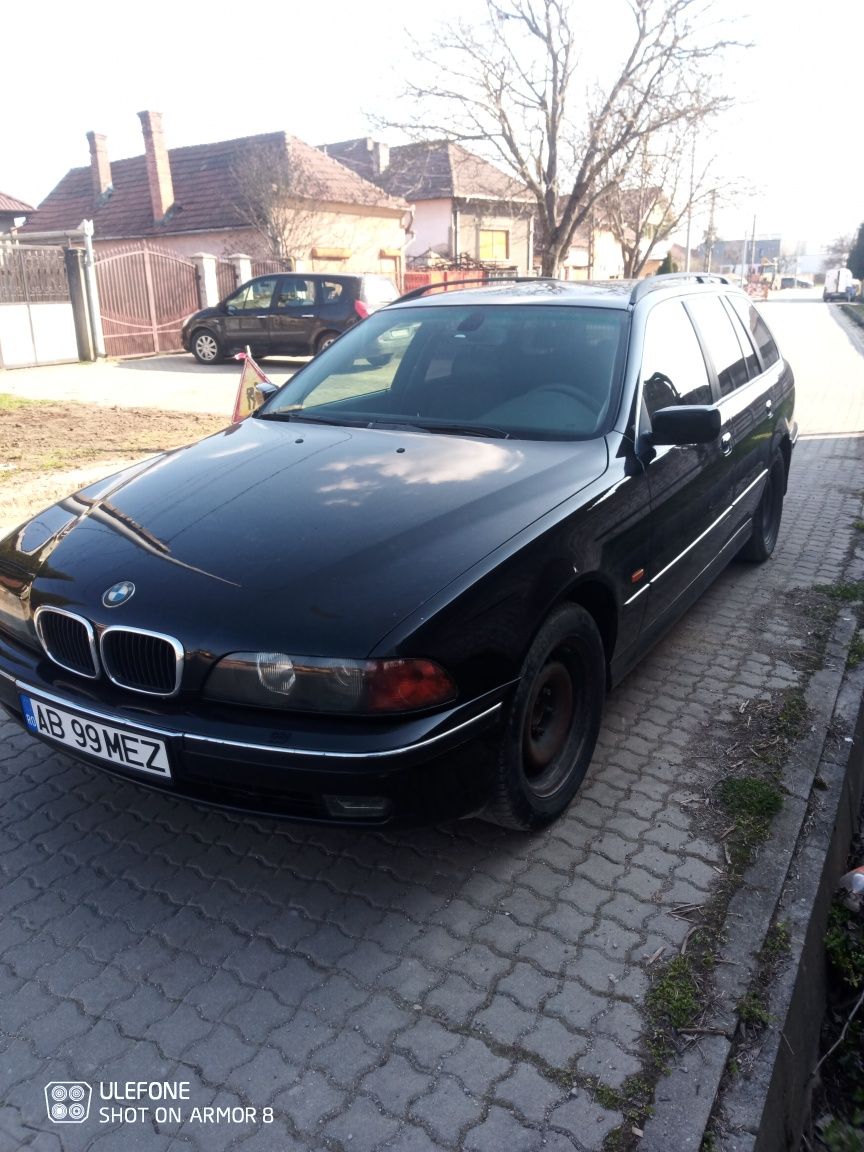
[599, 130, 718, 277]
[229, 140, 328, 263]
[822, 233, 853, 271]
[387, 0, 742, 275]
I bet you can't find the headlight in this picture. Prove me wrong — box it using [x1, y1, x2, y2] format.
[203, 652, 457, 715]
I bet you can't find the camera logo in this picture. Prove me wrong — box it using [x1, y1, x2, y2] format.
[44, 1082, 91, 1123]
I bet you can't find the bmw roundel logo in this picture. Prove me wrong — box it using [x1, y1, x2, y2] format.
[102, 581, 136, 608]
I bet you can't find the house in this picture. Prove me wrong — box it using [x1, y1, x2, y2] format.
[0, 192, 33, 232]
[21, 113, 410, 280]
[321, 139, 535, 274]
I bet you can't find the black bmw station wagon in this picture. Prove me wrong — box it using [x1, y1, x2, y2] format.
[0, 275, 795, 829]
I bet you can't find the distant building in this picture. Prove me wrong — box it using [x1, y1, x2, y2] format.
[0, 192, 34, 232]
[322, 138, 535, 274]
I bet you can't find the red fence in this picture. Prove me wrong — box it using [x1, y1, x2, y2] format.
[95, 242, 200, 357]
[402, 269, 491, 295]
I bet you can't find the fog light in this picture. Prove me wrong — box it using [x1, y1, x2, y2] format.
[323, 795, 392, 819]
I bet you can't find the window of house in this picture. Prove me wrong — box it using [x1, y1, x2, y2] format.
[640, 300, 712, 419]
[684, 295, 751, 397]
[478, 230, 509, 262]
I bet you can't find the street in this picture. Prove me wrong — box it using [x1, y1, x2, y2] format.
[0, 300, 863, 1152]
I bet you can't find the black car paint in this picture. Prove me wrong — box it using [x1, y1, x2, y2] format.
[0, 280, 796, 824]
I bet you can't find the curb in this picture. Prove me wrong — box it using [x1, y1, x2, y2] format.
[639, 603, 864, 1151]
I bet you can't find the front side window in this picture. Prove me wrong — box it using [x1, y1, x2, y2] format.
[260, 304, 629, 440]
[685, 295, 751, 396]
[226, 277, 278, 313]
[640, 299, 712, 419]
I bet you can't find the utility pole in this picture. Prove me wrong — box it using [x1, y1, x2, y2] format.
[684, 135, 696, 273]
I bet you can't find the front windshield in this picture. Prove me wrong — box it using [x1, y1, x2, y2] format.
[260, 303, 629, 440]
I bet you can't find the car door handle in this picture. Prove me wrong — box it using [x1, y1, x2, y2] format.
[301, 313, 315, 318]
[720, 432, 733, 456]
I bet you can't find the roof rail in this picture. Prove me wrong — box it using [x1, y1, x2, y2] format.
[629, 272, 730, 304]
[395, 276, 555, 303]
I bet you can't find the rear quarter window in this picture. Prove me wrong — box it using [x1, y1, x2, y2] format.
[725, 296, 781, 370]
[685, 295, 751, 396]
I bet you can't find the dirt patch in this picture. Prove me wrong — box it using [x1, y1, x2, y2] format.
[0, 397, 227, 534]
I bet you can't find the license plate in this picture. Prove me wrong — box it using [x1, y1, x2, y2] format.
[19, 693, 171, 778]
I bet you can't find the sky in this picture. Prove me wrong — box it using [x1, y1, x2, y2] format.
[1, 0, 860, 253]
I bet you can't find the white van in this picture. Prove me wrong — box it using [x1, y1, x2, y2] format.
[823, 267, 853, 301]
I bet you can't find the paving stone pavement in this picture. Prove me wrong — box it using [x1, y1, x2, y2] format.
[1, 303, 863, 1151]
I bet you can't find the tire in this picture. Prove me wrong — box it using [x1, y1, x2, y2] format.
[739, 455, 785, 563]
[483, 604, 605, 831]
[190, 329, 223, 364]
[315, 331, 339, 355]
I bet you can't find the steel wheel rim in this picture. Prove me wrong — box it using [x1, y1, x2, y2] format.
[522, 658, 576, 797]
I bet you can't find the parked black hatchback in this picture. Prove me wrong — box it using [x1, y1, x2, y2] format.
[0, 274, 795, 830]
[182, 272, 398, 363]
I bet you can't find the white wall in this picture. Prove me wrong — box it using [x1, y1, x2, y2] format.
[0, 303, 78, 367]
[408, 200, 454, 258]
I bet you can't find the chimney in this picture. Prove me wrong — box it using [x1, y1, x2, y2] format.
[138, 110, 174, 221]
[372, 141, 389, 176]
[87, 131, 112, 200]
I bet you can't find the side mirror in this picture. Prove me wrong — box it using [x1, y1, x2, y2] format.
[650, 405, 721, 446]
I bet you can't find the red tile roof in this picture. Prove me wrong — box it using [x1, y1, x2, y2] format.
[22, 133, 406, 239]
[323, 140, 531, 203]
[0, 192, 34, 214]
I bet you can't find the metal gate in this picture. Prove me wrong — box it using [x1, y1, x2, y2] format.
[0, 242, 79, 367]
[95, 241, 200, 356]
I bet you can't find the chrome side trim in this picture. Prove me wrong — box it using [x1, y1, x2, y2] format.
[184, 702, 504, 760]
[33, 606, 99, 680]
[13, 680, 502, 761]
[99, 626, 184, 698]
[624, 584, 650, 607]
[651, 469, 767, 586]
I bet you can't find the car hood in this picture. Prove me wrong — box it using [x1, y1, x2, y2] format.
[11, 419, 608, 656]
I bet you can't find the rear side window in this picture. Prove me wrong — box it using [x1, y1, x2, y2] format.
[320, 280, 345, 303]
[273, 277, 317, 311]
[685, 295, 750, 396]
[725, 296, 781, 370]
[640, 299, 712, 418]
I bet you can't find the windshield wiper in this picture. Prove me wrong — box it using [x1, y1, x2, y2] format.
[416, 421, 511, 440]
[257, 411, 368, 427]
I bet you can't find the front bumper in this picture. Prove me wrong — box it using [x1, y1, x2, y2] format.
[0, 631, 508, 824]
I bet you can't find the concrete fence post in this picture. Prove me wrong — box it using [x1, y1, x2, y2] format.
[191, 254, 219, 308]
[228, 254, 252, 287]
[63, 248, 95, 362]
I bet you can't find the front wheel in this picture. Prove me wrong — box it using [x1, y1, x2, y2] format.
[483, 604, 605, 831]
[739, 455, 785, 563]
[190, 329, 223, 364]
[315, 331, 339, 355]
